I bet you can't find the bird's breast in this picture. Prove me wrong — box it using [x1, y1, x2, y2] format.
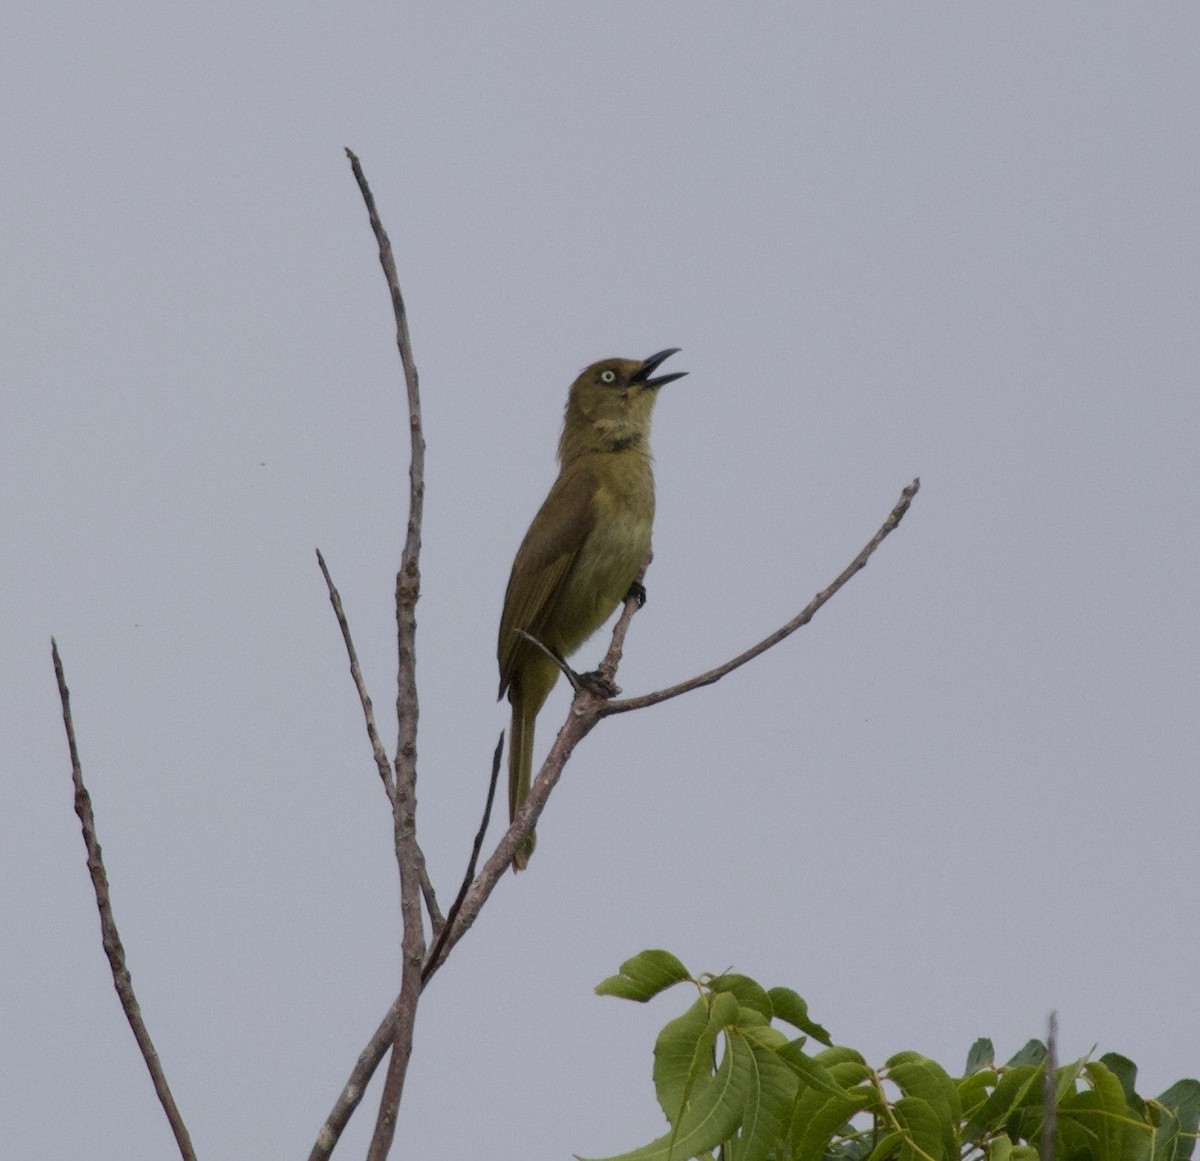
[554, 455, 655, 655]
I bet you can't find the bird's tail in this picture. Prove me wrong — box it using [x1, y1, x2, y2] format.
[508, 694, 538, 871]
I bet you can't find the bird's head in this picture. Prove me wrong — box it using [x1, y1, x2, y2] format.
[560, 348, 686, 460]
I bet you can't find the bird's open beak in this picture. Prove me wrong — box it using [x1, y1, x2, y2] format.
[632, 348, 688, 389]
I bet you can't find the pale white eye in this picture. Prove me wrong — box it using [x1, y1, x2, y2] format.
[599, 370, 617, 384]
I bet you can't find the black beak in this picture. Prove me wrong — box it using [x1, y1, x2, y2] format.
[632, 347, 687, 390]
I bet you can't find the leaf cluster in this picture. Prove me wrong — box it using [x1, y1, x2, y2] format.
[584, 951, 1199, 1161]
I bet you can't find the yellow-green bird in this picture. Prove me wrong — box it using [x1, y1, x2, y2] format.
[497, 348, 687, 870]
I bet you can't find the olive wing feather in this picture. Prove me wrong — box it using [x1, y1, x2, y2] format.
[497, 464, 597, 696]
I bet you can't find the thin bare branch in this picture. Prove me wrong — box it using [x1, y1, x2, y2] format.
[51, 639, 198, 1161]
[422, 688, 608, 978]
[419, 863, 444, 934]
[594, 560, 651, 690]
[1042, 1011, 1058, 1161]
[514, 628, 581, 691]
[345, 147, 429, 1161]
[602, 478, 920, 715]
[308, 992, 408, 1161]
[317, 546, 444, 933]
[316, 547, 395, 799]
[422, 733, 504, 984]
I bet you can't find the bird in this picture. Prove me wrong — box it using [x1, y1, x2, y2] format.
[497, 348, 687, 870]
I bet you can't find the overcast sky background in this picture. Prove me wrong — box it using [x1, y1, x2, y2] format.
[4, 4, 1197, 1158]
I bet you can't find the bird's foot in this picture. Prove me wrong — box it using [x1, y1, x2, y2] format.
[624, 580, 647, 608]
[577, 669, 621, 699]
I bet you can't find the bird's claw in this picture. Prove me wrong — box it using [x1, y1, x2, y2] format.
[577, 669, 621, 699]
[625, 580, 647, 608]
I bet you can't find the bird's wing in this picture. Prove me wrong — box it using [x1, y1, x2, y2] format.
[497, 462, 596, 695]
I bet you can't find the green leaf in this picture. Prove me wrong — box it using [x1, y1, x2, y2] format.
[1154, 1080, 1200, 1161]
[709, 990, 740, 1026]
[1057, 1061, 1152, 1161]
[887, 1053, 962, 1160]
[596, 950, 691, 1001]
[863, 1128, 907, 1161]
[653, 998, 719, 1125]
[815, 1046, 872, 1090]
[963, 1064, 1040, 1139]
[1158, 1079, 1200, 1126]
[988, 1138, 1036, 1161]
[767, 987, 833, 1045]
[1150, 1104, 1183, 1161]
[1054, 1053, 1091, 1103]
[582, 1030, 747, 1161]
[788, 1082, 875, 1161]
[1101, 1053, 1141, 1107]
[888, 1052, 963, 1124]
[778, 1038, 846, 1097]
[965, 1039, 996, 1075]
[987, 1133, 1013, 1161]
[894, 1095, 948, 1161]
[958, 1069, 997, 1128]
[708, 974, 773, 1020]
[728, 1015, 799, 1161]
[1156, 1079, 1200, 1161]
[1005, 1041, 1046, 1069]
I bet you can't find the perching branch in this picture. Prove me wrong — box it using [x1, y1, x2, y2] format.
[344, 147, 430, 1161]
[51, 640, 198, 1161]
[603, 477, 920, 714]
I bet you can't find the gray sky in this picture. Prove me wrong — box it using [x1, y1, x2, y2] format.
[4, 3, 1198, 1157]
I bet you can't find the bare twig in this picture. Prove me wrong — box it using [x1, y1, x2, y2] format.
[308, 992, 409, 1161]
[419, 863, 445, 934]
[51, 639, 198, 1161]
[602, 478, 920, 714]
[594, 561, 651, 690]
[422, 734, 504, 984]
[344, 147, 430, 1161]
[1042, 1011, 1058, 1161]
[317, 547, 443, 932]
[514, 628, 582, 691]
[421, 684, 610, 976]
[316, 548, 395, 800]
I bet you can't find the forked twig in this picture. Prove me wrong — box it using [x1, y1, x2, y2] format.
[422, 733, 504, 984]
[344, 147, 429, 1161]
[316, 548, 394, 799]
[316, 548, 443, 931]
[51, 640, 198, 1161]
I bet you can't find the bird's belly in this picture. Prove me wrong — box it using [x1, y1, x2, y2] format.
[554, 511, 651, 656]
